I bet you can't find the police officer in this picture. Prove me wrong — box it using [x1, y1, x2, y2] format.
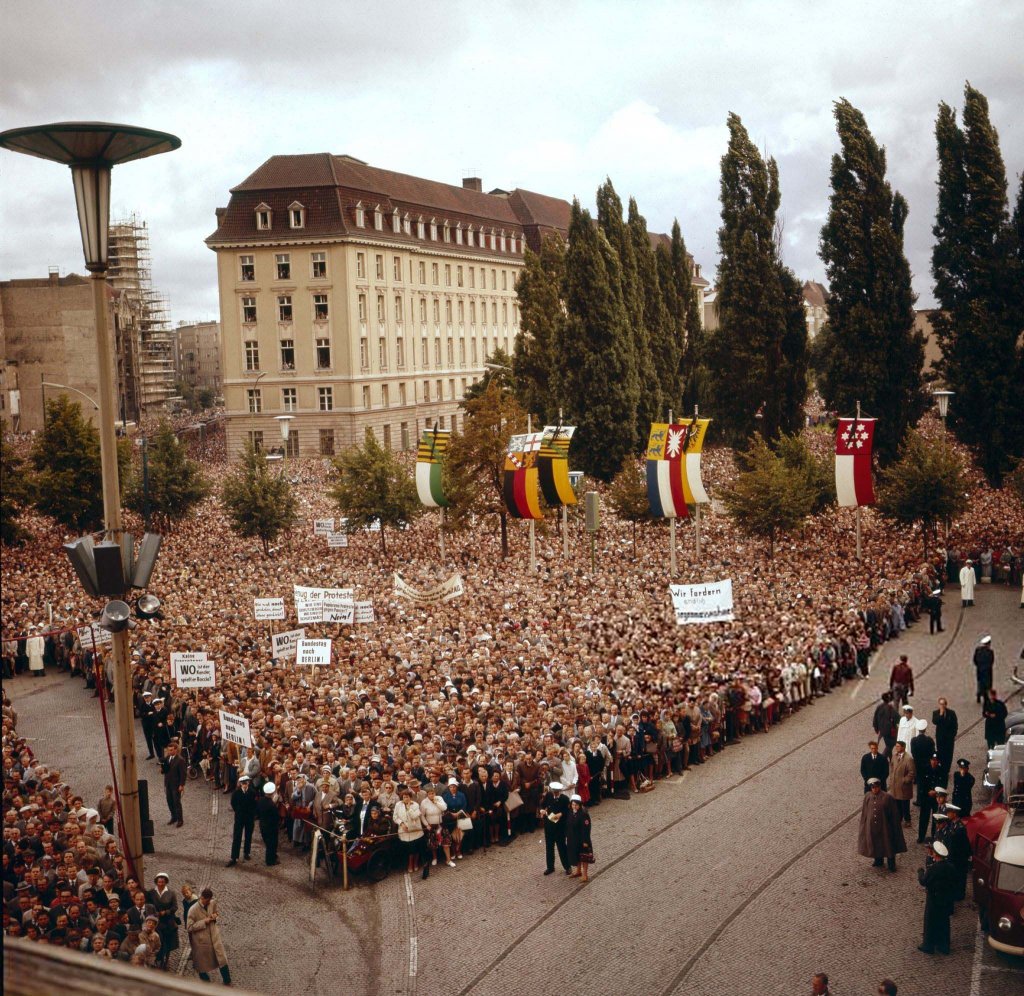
[256, 782, 280, 866]
[918, 840, 957, 954]
[539, 781, 571, 875]
[225, 774, 257, 867]
[138, 690, 157, 759]
[952, 758, 975, 817]
[942, 804, 971, 901]
[972, 636, 994, 704]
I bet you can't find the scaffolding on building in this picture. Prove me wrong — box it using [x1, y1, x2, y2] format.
[107, 214, 176, 414]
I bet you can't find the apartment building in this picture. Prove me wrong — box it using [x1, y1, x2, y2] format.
[172, 320, 223, 396]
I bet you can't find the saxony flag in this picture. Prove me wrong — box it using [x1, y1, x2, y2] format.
[416, 428, 450, 508]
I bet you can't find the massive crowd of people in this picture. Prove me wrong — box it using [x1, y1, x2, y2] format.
[3, 412, 1023, 976]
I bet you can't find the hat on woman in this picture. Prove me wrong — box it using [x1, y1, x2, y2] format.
[154, 872, 170, 882]
[570, 794, 582, 802]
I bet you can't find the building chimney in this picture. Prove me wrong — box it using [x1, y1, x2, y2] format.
[462, 177, 482, 192]
[215, 207, 226, 224]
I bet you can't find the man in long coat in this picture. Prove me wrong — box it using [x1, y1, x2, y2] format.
[888, 741, 916, 827]
[972, 636, 994, 704]
[918, 841, 957, 954]
[857, 778, 906, 872]
[959, 560, 976, 606]
[516, 754, 542, 830]
[186, 887, 231, 984]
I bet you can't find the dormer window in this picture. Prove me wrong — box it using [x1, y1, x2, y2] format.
[392, 208, 401, 234]
[429, 218, 438, 241]
[500, 231, 507, 252]
[288, 201, 305, 229]
[416, 216, 425, 239]
[467, 225, 475, 247]
[510, 235, 518, 254]
[403, 212, 411, 235]
[255, 203, 272, 230]
[355, 201, 365, 227]
[456, 223, 463, 245]
[374, 204, 383, 231]
[489, 229, 496, 251]
[443, 221, 451, 243]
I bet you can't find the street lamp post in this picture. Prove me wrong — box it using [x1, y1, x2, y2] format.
[933, 390, 955, 544]
[275, 414, 294, 476]
[0, 122, 180, 887]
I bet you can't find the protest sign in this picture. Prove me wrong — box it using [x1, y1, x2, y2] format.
[313, 518, 335, 535]
[296, 638, 332, 667]
[354, 601, 375, 624]
[77, 624, 112, 648]
[327, 532, 348, 548]
[254, 597, 285, 621]
[171, 652, 215, 688]
[669, 579, 734, 624]
[219, 709, 252, 748]
[271, 628, 305, 661]
[393, 573, 464, 604]
[294, 585, 324, 624]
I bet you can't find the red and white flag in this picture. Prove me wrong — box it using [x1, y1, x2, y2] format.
[835, 418, 876, 507]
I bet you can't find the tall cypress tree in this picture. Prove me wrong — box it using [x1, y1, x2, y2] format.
[708, 113, 807, 444]
[817, 99, 924, 463]
[555, 200, 639, 481]
[512, 234, 565, 423]
[669, 220, 707, 413]
[628, 198, 675, 418]
[931, 83, 1022, 482]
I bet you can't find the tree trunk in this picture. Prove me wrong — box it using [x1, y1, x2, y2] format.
[262, 534, 270, 557]
[500, 510, 508, 558]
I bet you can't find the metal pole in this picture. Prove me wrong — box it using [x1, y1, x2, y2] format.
[855, 399, 862, 562]
[340, 820, 349, 891]
[40, 373, 47, 430]
[668, 409, 677, 577]
[91, 271, 144, 885]
[693, 404, 701, 561]
[590, 534, 595, 574]
[528, 413, 536, 572]
[439, 507, 446, 564]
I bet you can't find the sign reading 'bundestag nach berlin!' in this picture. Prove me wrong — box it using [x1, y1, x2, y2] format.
[670, 580, 735, 624]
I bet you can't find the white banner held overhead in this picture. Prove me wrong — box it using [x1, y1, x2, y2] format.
[77, 624, 112, 648]
[294, 585, 324, 624]
[254, 597, 285, 621]
[296, 638, 332, 667]
[393, 573, 464, 604]
[669, 579, 735, 625]
[271, 628, 306, 661]
[313, 518, 335, 536]
[327, 532, 349, 548]
[219, 709, 252, 748]
[171, 652, 215, 688]
[354, 601, 375, 624]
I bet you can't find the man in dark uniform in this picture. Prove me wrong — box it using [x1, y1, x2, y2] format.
[983, 689, 1008, 750]
[256, 782, 280, 866]
[225, 774, 256, 866]
[916, 755, 941, 844]
[138, 691, 157, 759]
[927, 588, 944, 634]
[161, 740, 187, 828]
[539, 781, 571, 875]
[918, 840, 957, 954]
[972, 636, 995, 704]
[860, 741, 889, 791]
[942, 804, 971, 902]
[151, 698, 171, 761]
[931, 698, 958, 785]
[952, 758, 975, 817]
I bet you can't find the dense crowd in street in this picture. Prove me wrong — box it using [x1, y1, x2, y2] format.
[3, 414, 1023, 980]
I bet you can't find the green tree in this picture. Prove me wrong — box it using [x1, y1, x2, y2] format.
[446, 380, 527, 557]
[774, 432, 835, 514]
[329, 427, 421, 555]
[877, 428, 969, 557]
[658, 219, 707, 413]
[707, 113, 807, 444]
[464, 346, 513, 403]
[555, 200, 640, 481]
[721, 434, 817, 557]
[512, 235, 565, 422]
[607, 458, 650, 558]
[1, 428, 31, 545]
[816, 99, 924, 464]
[931, 83, 1023, 482]
[221, 441, 298, 556]
[125, 420, 209, 529]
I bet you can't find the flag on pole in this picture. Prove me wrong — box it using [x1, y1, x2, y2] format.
[646, 420, 711, 517]
[835, 418, 876, 507]
[503, 432, 544, 519]
[537, 424, 577, 506]
[680, 418, 711, 504]
[416, 427, 450, 508]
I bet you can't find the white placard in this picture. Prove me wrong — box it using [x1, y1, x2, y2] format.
[296, 638, 332, 667]
[327, 532, 349, 548]
[294, 585, 324, 624]
[363, 519, 381, 532]
[393, 573, 464, 604]
[77, 624, 112, 648]
[323, 588, 354, 624]
[254, 597, 286, 621]
[271, 628, 306, 661]
[669, 579, 734, 625]
[354, 601, 375, 624]
[219, 709, 252, 747]
[172, 652, 215, 688]
[313, 518, 335, 536]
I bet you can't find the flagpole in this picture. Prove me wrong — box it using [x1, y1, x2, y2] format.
[439, 507, 446, 565]
[668, 408, 677, 577]
[693, 404, 702, 561]
[560, 407, 568, 560]
[528, 412, 537, 572]
[855, 399, 862, 562]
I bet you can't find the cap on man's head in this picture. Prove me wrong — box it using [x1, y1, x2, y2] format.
[979, 635, 991, 645]
[957, 758, 970, 768]
[549, 781, 563, 791]
[916, 719, 928, 731]
[932, 841, 949, 856]
[867, 777, 881, 786]
[944, 803, 960, 812]
[935, 786, 949, 795]
[238, 775, 251, 782]
[902, 704, 914, 712]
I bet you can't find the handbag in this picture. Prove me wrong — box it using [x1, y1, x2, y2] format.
[505, 790, 524, 812]
[457, 816, 473, 832]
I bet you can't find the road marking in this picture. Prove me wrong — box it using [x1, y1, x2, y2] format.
[851, 680, 864, 698]
[409, 936, 418, 978]
[212, 795, 218, 816]
[969, 926, 984, 996]
[404, 872, 418, 992]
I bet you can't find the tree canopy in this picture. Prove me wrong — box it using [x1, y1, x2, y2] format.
[221, 441, 298, 556]
[1, 428, 31, 545]
[125, 420, 209, 529]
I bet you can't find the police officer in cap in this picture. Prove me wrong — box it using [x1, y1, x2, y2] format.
[226, 774, 257, 866]
[952, 758, 975, 817]
[918, 840, 957, 954]
[256, 782, 280, 866]
[942, 804, 971, 901]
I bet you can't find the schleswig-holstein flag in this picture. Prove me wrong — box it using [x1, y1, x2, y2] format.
[416, 428, 450, 508]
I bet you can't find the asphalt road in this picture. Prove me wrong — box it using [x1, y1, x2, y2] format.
[11, 584, 1023, 995]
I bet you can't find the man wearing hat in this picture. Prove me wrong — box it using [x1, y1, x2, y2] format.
[895, 703, 916, 752]
[539, 781, 571, 875]
[138, 691, 157, 759]
[972, 636, 995, 704]
[857, 777, 906, 872]
[917, 840, 957, 954]
[942, 804, 971, 901]
[929, 785, 950, 838]
[959, 559, 976, 607]
[926, 587, 944, 634]
[162, 741, 187, 828]
[226, 775, 257, 867]
[951, 758, 975, 817]
[256, 782, 280, 866]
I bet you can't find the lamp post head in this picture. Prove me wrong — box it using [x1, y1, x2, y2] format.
[274, 414, 295, 442]
[0, 122, 180, 273]
[932, 389, 954, 420]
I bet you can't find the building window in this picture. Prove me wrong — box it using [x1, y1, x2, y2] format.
[471, 339, 478, 363]
[434, 339, 441, 366]
[432, 262, 439, 285]
[358, 294, 367, 322]
[247, 388, 262, 413]
[432, 299, 440, 324]
[401, 421, 409, 450]
[393, 208, 401, 234]
[375, 254, 384, 280]
[469, 267, 475, 289]
[379, 337, 388, 369]
[403, 213, 411, 235]
[318, 386, 334, 411]
[289, 204, 305, 229]
[502, 270, 508, 291]
[319, 428, 335, 456]
[280, 339, 295, 369]
[467, 226, 475, 247]
[443, 222, 451, 243]
[457, 265, 464, 287]
[418, 261, 426, 284]
[500, 233, 506, 253]
[429, 219, 438, 241]
[437, 379, 443, 400]
[457, 300, 464, 324]
[502, 302, 508, 326]
[511, 236, 517, 254]
[421, 338, 428, 367]
[459, 339, 466, 365]
[241, 297, 257, 324]
[417, 217, 425, 239]
[239, 255, 255, 281]
[399, 382, 407, 406]
[491, 269, 497, 290]
[355, 201, 365, 227]
[492, 302, 498, 325]
[248, 429, 264, 451]
[382, 384, 390, 408]
[423, 380, 430, 401]
[480, 267, 486, 286]
[396, 337, 405, 368]
[313, 294, 329, 320]
[445, 264, 451, 286]
[356, 252, 365, 278]
[449, 378, 456, 400]
[374, 206, 383, 230]
[362, 386, 371, 409]
[282, 387, 297, 411]
[285, 430, 299, 457]
[360, 337, 369, 369]
[382, 424, 392, 449]
[275, 253, 291, 281]
[316, 338, 331, 369]
[377, 295, 386, 322]
[461, 377, 467, 395]
[394, 295, 403, 323]
[447, 338, 454, 365]
[255, 204, 271, 230]
[278, 295, 293, 322]
[311, 251, 327, 279]
[393, 255, 402, 281]
[445, 300, 453, 325]
[456, 225, 463, 246]
[438, 415, 445, 429]
[244, 340, 260, 371]
[469, 301, 476, 325]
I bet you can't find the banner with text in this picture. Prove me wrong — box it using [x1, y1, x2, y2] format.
[295, 638, 332, 666]
[219, 709, 252, 748]
[271, 628, 306, 661]
[254, 597, 285, 621]
[669, 579, 734, 625]
[313, 518, 335, 536]
[171, 652, 216, 688]
[354, 601, 375, 624]
[393, 573, 464, 604]
[78, 624, 112, 648]
[327, 532, 349, 548]
[294, 585, 354, 623]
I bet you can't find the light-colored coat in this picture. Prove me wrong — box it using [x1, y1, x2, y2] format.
[27, 636, 45, 673]
[959, 565, 976, 600]
[888, 750, 916, 801]
[187, 898, 228, 974]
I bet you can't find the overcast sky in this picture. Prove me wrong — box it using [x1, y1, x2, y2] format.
[2, 0, 1022, 324]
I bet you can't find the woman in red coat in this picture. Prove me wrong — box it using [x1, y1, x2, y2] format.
[572, 742, 591, 804]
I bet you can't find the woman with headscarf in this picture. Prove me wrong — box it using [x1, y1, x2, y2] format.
[484, 768, 509, 845]
[565, 795, 593, 882]
[571, 741, 591, 804]
[146, 871, 179, 970]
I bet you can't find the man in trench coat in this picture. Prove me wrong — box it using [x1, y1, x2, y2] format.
[857, 777, 907, 872]
[186, 887, 232, 984]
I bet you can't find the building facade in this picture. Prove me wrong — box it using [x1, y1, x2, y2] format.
[172, 320, 222, 396]
[801, 280, 830, 339]
[208, 153, 707, 457]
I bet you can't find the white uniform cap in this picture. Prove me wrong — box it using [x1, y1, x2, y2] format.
[549, 781, 563, 791]
[979, 636, 991, 645]
[867, 777, 881, 786]
[932, 841, 949, 856]
[263, 782, 276, 795]
[944, 803, 960, 811]
[154, 872, 170, 882]
[570, 794, 582, 802]
[916, 719, 928, 731]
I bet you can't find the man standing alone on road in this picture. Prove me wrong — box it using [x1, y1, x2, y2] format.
[931, 698, 958, 784]
[858, 777, 906, 872]
[890, 656, 915, 710]
[162, 740, 186, 828]
[972, 636, 994, 704]
[226, 774, 256, 866]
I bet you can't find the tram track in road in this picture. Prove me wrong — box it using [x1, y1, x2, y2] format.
[455, 606, 966, 996]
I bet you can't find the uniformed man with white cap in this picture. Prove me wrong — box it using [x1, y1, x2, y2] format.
[226, 774, 257, 866]
[917, 840, 957, 954]
[942, 803, 971, 901]
[256, 781, 280, 866]
[539, 781, 571, 875]
[972, 635, 994, 704]
[959, 559, 976, 606]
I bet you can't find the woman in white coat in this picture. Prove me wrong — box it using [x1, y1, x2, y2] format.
[559, 748, 578, 799]
[393, 787, 426, 878]
[26, 625, 45, 678]
[959, 560, 976, 606]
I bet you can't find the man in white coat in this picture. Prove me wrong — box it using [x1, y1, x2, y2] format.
[26, 625, 46, 678]
[959, 559, 976, 607]
[896, 705, 917, 751]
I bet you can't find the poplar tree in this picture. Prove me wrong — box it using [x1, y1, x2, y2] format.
[707, 113, 807, 444]
[664, 220, 706, 413]
[125, 420, 209, 528]
[1, 429, 31, 545]
[555, 200, 639, 481]
[816, 99, 924, 463]
[932, 83, 1023, 482]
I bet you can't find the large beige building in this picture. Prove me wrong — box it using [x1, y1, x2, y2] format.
[207, 154, 706, 457]
[172, 320, 222, 396]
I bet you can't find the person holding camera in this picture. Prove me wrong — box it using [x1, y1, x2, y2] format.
[186, 886, 232, 985]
